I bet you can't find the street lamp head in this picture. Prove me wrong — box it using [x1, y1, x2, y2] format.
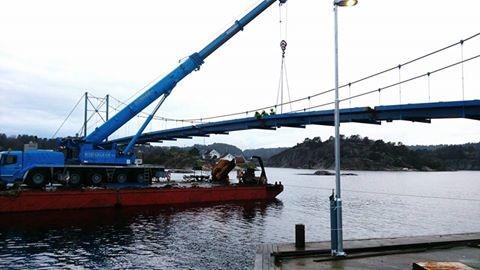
[334, 0, 358, 7]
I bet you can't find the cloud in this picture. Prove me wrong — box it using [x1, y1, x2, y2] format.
[1, 0, 480, 148]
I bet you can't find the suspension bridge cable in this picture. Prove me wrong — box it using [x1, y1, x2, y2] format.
[288, 54, 480, 112]
[108, 95, 179, 122]
[123, 73, 169, 104]
[284, 184, 480, 203]
[51, 94, 84, 138]
[461, 41, 465, 100]
[102, 32, 480, 124]
[338, 53, 480, 105]
[349, 83, 352, 108]
[427, 72, 431, 102]
[293, 52, 480, 112]
[398, 65, 402, 104]
[167, 32, 480, 122]
[106, 51, 480, 126]
[77, 98, 107, 136]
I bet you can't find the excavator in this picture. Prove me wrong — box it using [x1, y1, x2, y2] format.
[211, 156, 268, 185]
[240, 156, 268, 185]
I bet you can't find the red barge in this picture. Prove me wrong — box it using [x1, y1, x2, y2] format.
[0, 183, 283, 213]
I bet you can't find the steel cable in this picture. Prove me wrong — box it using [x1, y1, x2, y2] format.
[105, 32, 480, 124]
[285, 184, 480, 203]
[295, 53, 480, 112]
[169, 32, 480, 122]
[51, 94, 84, 138]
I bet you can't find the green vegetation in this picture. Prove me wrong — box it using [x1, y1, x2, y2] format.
[268, 135, 480, 171]
[139, 146, 203, 169]
[192, 143, 243, 156]
[0, 134, 56, 151]
[1, 133, 480, 171]
[243, 147, 288, 160]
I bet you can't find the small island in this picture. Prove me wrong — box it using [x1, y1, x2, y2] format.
[299, 170, 358, 176]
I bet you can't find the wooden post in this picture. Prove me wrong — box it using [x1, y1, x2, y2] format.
[295, 224, 305, 248]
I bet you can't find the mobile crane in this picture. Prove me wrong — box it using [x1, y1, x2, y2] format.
[0, 0, 287, 189]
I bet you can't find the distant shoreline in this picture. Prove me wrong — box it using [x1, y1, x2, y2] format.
[267, 167, 473, 173]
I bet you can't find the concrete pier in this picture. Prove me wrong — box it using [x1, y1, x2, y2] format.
[254, 232, 480, 270]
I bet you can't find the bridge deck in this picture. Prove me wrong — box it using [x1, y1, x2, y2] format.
[106, 100, 480, 145]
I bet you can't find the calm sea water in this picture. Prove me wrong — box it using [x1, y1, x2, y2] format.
[1, 168, 479, 269]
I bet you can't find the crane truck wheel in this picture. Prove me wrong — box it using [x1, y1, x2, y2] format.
[115, 173, 128, 184]
[135, 173, 148, 184]
[68, 171, 83, 187]
[89, 172, 104, 186]
[27, 169, 49, 188]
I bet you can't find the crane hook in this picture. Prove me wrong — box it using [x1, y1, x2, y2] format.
[280, 40, 287, 57]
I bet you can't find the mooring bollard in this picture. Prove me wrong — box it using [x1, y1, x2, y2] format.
[295, 224, 305, 248]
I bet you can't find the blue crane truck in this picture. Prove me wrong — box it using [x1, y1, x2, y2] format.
[0, 0, 286, 189]
[0, 148, 164, 188]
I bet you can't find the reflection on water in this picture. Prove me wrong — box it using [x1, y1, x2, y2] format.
[1, 168, 480, 269]
[0, 201, 283, 269]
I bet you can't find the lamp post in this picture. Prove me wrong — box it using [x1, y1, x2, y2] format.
[331, 0, 358, 257]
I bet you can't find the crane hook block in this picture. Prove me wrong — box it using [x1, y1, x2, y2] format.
[279, 0, 287, 5]
[280, 40, 288, 56]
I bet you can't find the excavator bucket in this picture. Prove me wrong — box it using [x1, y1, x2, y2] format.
[211, 159, 236, 182]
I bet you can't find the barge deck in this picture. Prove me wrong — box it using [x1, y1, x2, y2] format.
[0, 183, 283, 213]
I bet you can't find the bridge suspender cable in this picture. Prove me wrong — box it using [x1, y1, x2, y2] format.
[102, 32, 480, 125]
[461, 40, 465, 101]
[298, 53, 480, 112]
[164, 32, 480, 123]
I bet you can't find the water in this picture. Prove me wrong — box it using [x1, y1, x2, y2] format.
[1, 168, 479, 269]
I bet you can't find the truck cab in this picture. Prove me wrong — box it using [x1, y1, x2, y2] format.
[0, 150, 65, 187]
[0, 151, 22, 184]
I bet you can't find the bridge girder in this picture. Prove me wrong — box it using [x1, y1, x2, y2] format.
[104, 99, 480, 146]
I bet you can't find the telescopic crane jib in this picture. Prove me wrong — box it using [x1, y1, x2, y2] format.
[0, 0, 287, 188]
[71, 0, 286, 165]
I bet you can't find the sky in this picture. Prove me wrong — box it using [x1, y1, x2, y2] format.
[0, 0, 479, 150]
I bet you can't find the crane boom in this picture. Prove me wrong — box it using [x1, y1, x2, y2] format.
[0, 0, 288, 189]
[85, 0, 280, 145]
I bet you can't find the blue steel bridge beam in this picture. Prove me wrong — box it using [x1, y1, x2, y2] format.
[375, 101, 480, 121]
[351, 120, 381, 125]
[400, 118, 431, 123]
[252, 126, 277, 130]
[467, 116, 480, 120]
[126, 112, 373, 145]
[104, 100, 480, 146]
[277, 124, 306, 128]
[177, 136, 193, 139]
[106, 109, 373, 145]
